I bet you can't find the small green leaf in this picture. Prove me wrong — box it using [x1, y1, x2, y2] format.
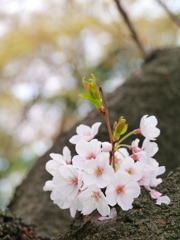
[80, 74, 103, 109]
[113, 117, 128, 140]
[79, 94, 102, 109]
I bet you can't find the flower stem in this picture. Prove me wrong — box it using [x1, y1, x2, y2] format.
[99, 87, 115, 168]
[117, 131, 136, 144]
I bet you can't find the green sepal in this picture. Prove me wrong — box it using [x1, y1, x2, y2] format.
[113, 117, 128, 140]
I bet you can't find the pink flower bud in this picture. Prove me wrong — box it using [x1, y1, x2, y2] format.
[130, 146, 142, 153]
[102, 142, 112, 152]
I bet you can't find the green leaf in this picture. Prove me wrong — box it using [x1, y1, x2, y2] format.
[79, 94, 102, 108]
[80, 74, 103, 109]
[113, 117, 128, 140]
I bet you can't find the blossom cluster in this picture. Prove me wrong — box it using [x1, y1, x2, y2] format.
[43, 115, 170, 219]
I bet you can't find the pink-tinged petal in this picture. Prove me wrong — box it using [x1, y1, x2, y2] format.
[150, 190, 162, 199]
[59, 165, 75, 179]
[95, 176, 109, 188]
[158, 166, 165, 175]
[69, 135, 82, 144]
[150, 177, 162, 187]
[83, 159, 97, 174]
[72, 155, 86, 169]
[156, 196, 170, 205]
[82, 172, 96, 186]
[45, 160, 64, 176]
[75, 140, 90, 156]
[97, 198, 110, 216]
[106, 191, 117, 206]
[109, 207, 117, 218]
[125, 182, 140, 198]
[148, 128, 160, 140]
[142, 138, 158, 157]
[43, 180, 55, 191]
[115, 170, 130, 185]
[102, 142, 112, 152]
[63, 146, 71, 163]
[117, 193, 133, 211]
[146, 116, 158, 126]
[76, 124, 91, 135]
[91, 122, 102, 137]
[50, 153, 64, 161]
[98, 216, 109, 221]
[82, 203, 95, 215]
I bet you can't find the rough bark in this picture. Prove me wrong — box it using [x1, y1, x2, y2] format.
[9, 48, 180, 238]
[57, 167, 180, 240]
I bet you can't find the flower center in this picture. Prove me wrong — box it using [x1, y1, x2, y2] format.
[86, 152, 96, 159]
[95, 166, 104, 176]
[126, 168, 133, 175]
[91, 191, 101, 202]
[84, 131, 91, 136]
[116, 185, 125, 194]
[68, 177, 78, 186]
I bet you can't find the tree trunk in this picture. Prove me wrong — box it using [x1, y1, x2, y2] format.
[57, 167, 180, 240]
[9, 48, 180, 238]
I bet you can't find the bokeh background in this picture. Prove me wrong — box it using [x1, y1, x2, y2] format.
[0, 0, 179, 210]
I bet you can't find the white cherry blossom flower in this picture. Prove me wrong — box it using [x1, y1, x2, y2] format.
[78, 185, 110, 216]
[138, 115, 160, 140]
[53, 165, 82, 202]
[69, 122, 101, 144]
[82, 153, 114, 188]
[120, 156, 143, 181]
[106, 170, 140, 210]
[45, 146, 71, 176]
[72, 139, 102, 169]
[131, 138, 158, 158]
[156, 196, 170, 205]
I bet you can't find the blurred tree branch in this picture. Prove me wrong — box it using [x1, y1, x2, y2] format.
[157, 0, 180, 27]
[113, 0, 147, 58]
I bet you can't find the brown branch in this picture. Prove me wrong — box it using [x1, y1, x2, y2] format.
[157, 0, 180, 28]
[114, 0, 147, 58]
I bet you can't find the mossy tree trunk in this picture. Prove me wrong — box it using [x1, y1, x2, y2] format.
[8, 48, 180, 238]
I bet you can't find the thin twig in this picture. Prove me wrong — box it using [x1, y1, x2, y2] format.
[113, 0, 147, 58]
[157, 0, 180, 28]
[99, 87, 116, 168]
[99, 87, 113, 145]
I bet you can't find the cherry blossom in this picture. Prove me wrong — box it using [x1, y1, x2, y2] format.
[45, 146, 71, 176]
[69, 122, 101, 144]
[82, 153, 114, 188]
[106, 170, 140, 210]
[72, 139, 102, 169]
[78, 185, 110, 216]
[120, 156, 143, 181]
[44, 115, 170, 218]
[53, 165, 82, 202]
[137, 115, 160, 140]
